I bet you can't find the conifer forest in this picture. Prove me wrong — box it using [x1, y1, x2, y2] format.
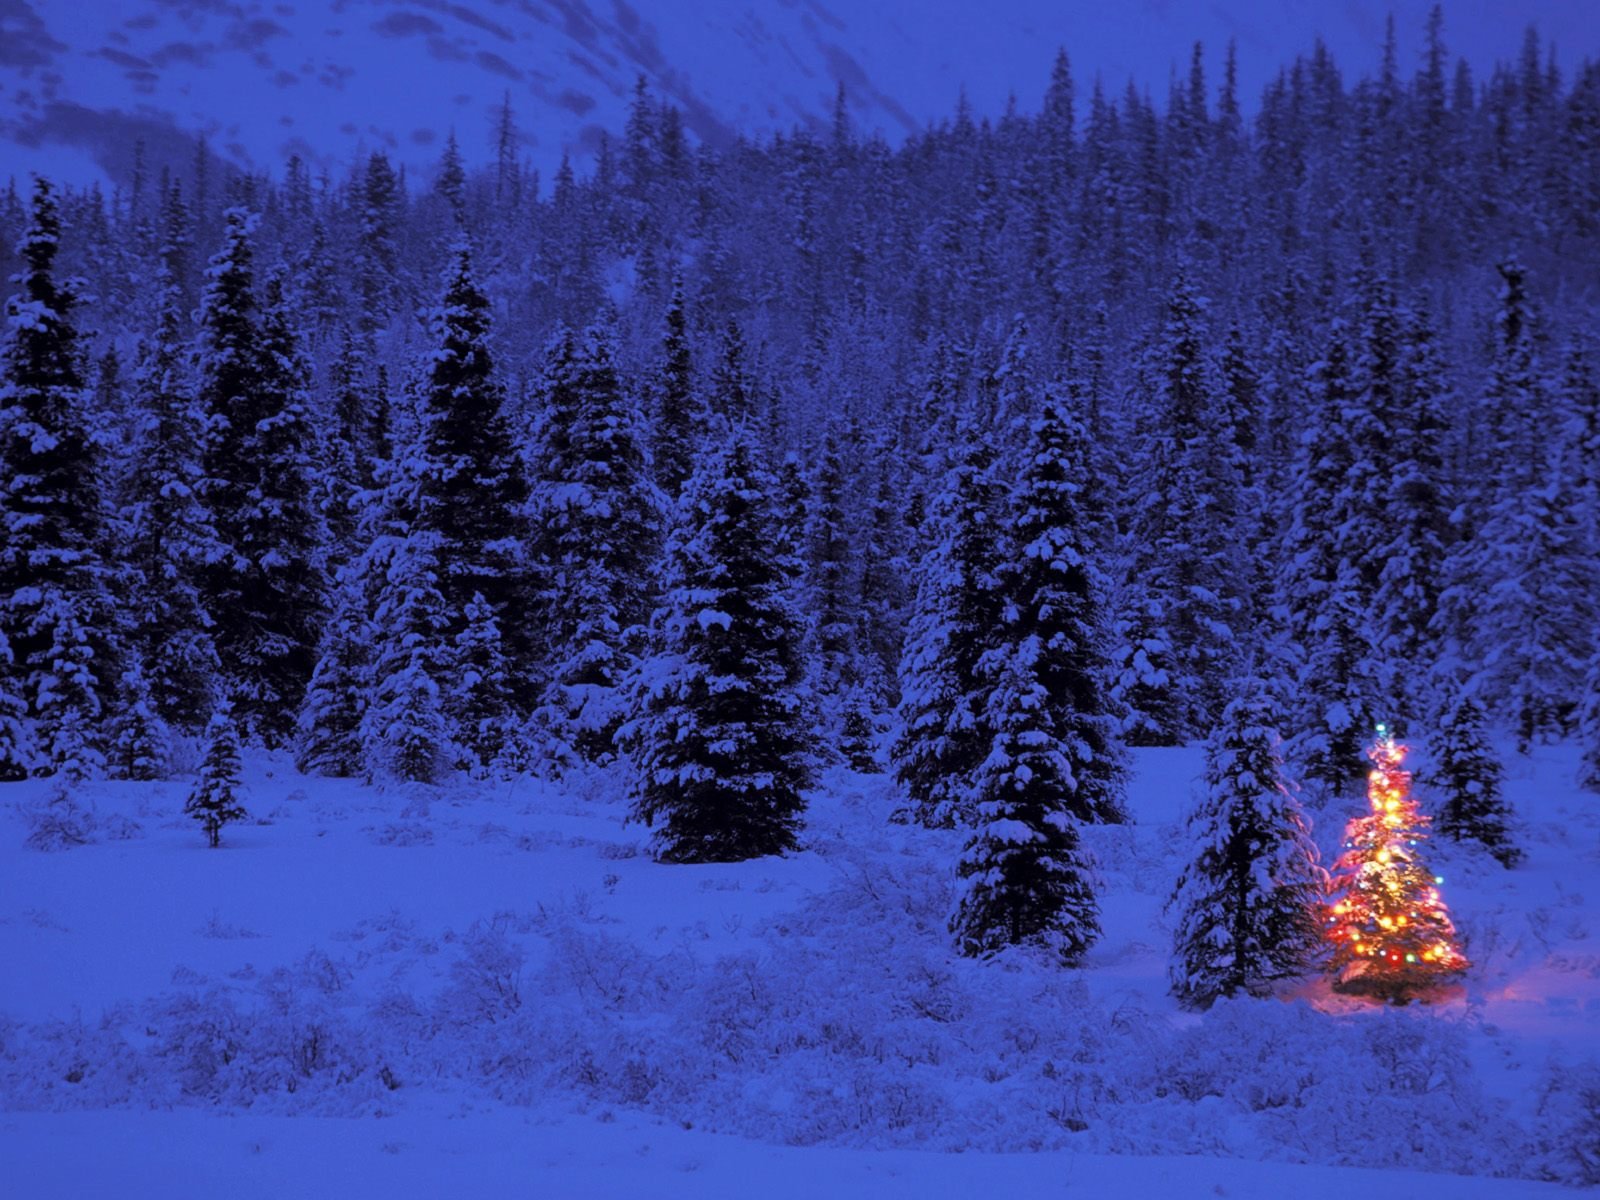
[3, 5, 1600, 1194]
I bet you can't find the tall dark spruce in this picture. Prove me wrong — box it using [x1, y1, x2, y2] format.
[621, 430, 811, 863]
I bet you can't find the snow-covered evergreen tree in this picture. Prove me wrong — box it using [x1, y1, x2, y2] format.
[34, 590, 105, 783]
[361, 532, 452, 785]
[805, 424, 859, 707]
[294, 575, 370, 778]
[1435, 261, 1598, 749]
[531, 320, 662, 762]
[197, 215, 328, 742]
[1283, 325, 1382, 793]
[186, 705, 248, 848]
[0, 177, 117, 730]
[621, 431, 811, 863]
[0, 631, 33, 781]
[451, 591, 517, 776]
[950, 649, 1100, 964]
[123, 273, 221, 730]
[107, 659, 168, 782]
[651, 272, 699, 495]
[1116, 268, 1240, 741]
[1437, 458, 1597, 752]
[1433, 691, 1518, 866]
[414, 242, 534, 691]
[1371, 298, 1453, 717]
[1168, 680, 1325, 1008]
[891, 420, 1004, 827]
[998, 385, 1128, 823]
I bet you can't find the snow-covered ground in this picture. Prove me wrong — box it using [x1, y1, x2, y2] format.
[2, 741, 1595, 1196]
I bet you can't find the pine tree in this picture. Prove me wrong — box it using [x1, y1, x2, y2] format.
[1119, 268, 1241, 740]
[435, 129, 467, 220]
[891, 424, 1004, 827]
[0, 632, 33, 781]
[531, 321, 662, 762]
[1168, 681, 1325, 1008]
[361, 532, 452, 785]
[212, 267, 327, 742]
[857, 446, 909, 700]
[652, 272, 699, 495]
[34, 586, 105, 783]
[124, 274, 221, 730]
[0, 177, 117, 727]
[415, 242, 534, 689]
[950, 649, 1100, 964]
[1434, 265, 1598, 749]
[1370, 298, 1453, 716]
[451, 592, 517, 776]
[710, 318, 753, 426]
[186, 706, 248, 848]
[805, 424, 858, 704]
[294, 575, 370, 778]
[355, 152, 401, 340]
[108, 659, 168, 782]
[1283, 325, 1382, 792]
[621, 432, 811, 863]
[1433, 691, 1519, 866]
[999, 386, 1128, 823]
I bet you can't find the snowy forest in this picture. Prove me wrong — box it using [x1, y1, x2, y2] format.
[4, 6, 1600, 1194]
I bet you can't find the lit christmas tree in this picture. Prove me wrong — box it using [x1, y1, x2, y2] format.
[1326, 725, 1469, 1002]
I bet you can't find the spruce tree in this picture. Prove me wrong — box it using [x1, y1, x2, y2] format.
[0, 177, 117, 730]
[186, 706, 248, 848]
[1433, 691, 1519, 866]
[710, 318, 753, 425]
[451, 591, 517, 776]
[950, 649, 1100, 964]
[858, 446, 910, 699]
[415, 242, 533, 689]
[1168, 681, 1325, 1008]
[355, 152, 401, 341]
[35, 581, 105, 783]
[621, 431, 811, 863]
[196, 209, 323, 741]
[891, 423, 1004, 827]
[218, 267, 328, 742]
[1370, 298, 1453, 716]
[0, 632, 33, 781]
[1283, 324, 1382, 792]
[532, 321, 662, 761]
[294, 575, 370, 777]
[652, 272, 699, 495]
[361, 532, 452, 785]
[1118, 268, 1240, 740]
[805, 424, 858, 705]
[107, 660, 166, 781]
[1433, 264, 1598, 748]
[124, 274, 221, 730]
[999, 386, 1128, 823]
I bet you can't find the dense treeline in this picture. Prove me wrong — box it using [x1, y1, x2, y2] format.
[3, 9, 1600, 985]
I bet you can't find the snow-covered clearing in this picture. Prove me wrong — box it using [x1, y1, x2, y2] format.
[2, 742, 1595, 1196]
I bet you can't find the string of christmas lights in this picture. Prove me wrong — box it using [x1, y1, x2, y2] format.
[1326, 725, 1469, 1001]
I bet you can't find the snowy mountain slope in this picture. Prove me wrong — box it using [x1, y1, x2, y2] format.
[1, 1, 1595, 187]
[1, 741, 1595, 1193]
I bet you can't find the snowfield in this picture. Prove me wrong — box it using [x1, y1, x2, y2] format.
[2, 741, 1596, 1197]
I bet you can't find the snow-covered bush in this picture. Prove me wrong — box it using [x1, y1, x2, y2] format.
[22, 784, 96, 851]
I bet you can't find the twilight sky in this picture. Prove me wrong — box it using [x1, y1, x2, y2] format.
[1, 0, 1595, 188]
